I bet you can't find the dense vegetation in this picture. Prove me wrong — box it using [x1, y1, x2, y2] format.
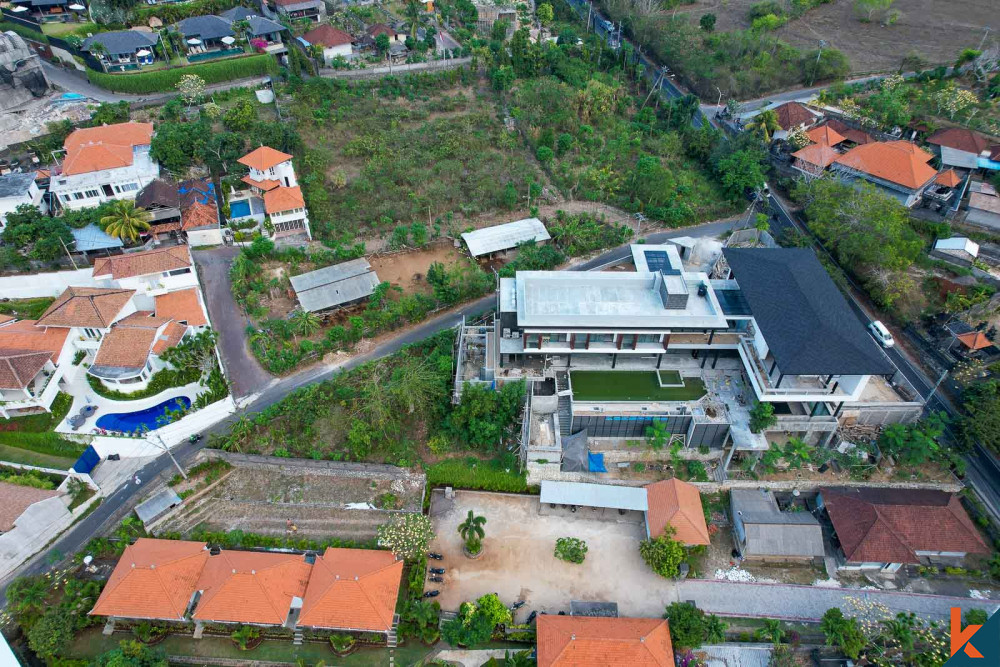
[87, 54, 278, 93]
[215, 331, 525, 470]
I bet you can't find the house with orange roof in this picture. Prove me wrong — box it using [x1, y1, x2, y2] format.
[88, 311, 190, 392]
[90, 538, 403, 637]
[134, 178, 224, 247]
[536, 615, 674, 667]
[831, 140, 939, 207]
[231, 146, 312, 240]
[92, 245, 198, 298]
[0, 319, 73, 418]
[49, 122, 160, 212]
[644, 478, 710, 546]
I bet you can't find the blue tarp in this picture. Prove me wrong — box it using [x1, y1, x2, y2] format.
[978, 157, 1000, 171]
[72, 445, 100, 474]
[588, 452, 607, 473]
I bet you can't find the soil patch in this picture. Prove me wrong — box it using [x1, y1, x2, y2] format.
[369, 243, 468, 294]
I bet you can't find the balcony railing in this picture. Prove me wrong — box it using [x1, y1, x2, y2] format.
[738, 337, 850, 397]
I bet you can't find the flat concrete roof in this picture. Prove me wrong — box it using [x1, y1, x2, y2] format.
[462, 218, 550, 257]
[540, 480, 648, 511]
[514, 271, 728, 329]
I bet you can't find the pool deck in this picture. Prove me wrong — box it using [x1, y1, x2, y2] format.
[56, 370, 201, 438]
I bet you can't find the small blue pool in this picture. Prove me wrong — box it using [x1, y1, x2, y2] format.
[96, 397, 192, 434]
[229, 200, 251, 218]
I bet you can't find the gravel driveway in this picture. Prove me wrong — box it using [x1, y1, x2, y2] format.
[194, 247, 272, 398]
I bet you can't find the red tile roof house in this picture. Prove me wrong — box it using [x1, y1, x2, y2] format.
[818, 487, 989, 573]
[235, 146, 312, 241]
[926, 127, 1000, 170]
[266, 0, 325, 23]
[92, 245, 199, 297]
[536, 615, 674, 667]
[89, 538, 403, 638]
[0, 319, 72, 419]
[766, 101, 823, 141]
[831, 140, 941, 208]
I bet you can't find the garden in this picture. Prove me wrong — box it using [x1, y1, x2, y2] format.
[570, 370, 708, 402]
[0, 392, 87, 469]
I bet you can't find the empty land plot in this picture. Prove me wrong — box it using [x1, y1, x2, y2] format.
[368, 243, 470, 294]
[157, 454, 425, 541]
[667, 0, 992, 74]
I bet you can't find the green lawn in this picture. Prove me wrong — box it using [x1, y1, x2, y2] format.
[570, 371, 707, 402]
[1, 392, 73, 433]
[41, 21, 99, 38]
[69, 629, 434, 666]
[0, 297, 55, 320]
[0, 443, 78, 470]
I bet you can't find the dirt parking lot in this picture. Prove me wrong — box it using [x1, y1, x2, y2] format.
[428, 490, 678, 620]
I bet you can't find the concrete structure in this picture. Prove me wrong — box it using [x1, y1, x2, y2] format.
[92, 246, 198, 303]
[462, 217, 550, 257]
[0, 171, 46, 230]
[49, 122, 160, 211]
[289, 258, 380, 312]
[932, 237, 979, 266]
[267, 0, 325, 23]
[730, 489, 824, 563]
[236, 146, 311, 240]
[966, 181, 1000, 231]
[302, 24, 353, 64]
[0, 30, 49, 114]
[926, 128, 1000, 171]
[82, 30, 160, 71]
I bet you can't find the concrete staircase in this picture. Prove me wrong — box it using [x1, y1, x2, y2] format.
[555, 372, 572, 437]
[387, 614, 400, 648]
[293, 629, 303, 646]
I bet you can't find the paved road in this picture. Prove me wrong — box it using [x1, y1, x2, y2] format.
[192, 247, 273, 399]
[678, 579, 999, 622]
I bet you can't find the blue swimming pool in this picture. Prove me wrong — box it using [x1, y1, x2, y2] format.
[96, 396, 192, 434]
[229, 200, 251, 218]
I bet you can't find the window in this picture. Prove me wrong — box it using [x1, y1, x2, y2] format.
[118, 182, 139, 192]
[589, 333, 614, 343]
[637, 334, 661, 343]
[73, 192, 85, 201]
[83, 328, 103, 340]
[166, 268, 191, 276]
[114, 185, 121, 194]
[543, 333, 568, 343]
[84, 189, 100, 199]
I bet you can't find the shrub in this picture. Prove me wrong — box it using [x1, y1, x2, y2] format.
[0, 432, 86, 459]
[640, 529, 685, 578]
[426, 458, 530, 493]
[330, 633, 356, 652]
[87, 55, 278, 94]
[554, 537, 588, 564]
[820, 608, 865, 660]
[664, 602, 726, 650]
[377, 513, 435, 560]
[748, 401, 777, 433]
[230, 625, 260, 650]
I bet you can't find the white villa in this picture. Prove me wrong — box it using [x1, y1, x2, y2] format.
[231, 146, 312, 241]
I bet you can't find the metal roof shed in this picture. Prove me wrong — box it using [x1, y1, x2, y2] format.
[462, 218, 550, 257]
[289, 258, 381, 313]
[134, 488, 182, 527]
[540, 480, 648, 511]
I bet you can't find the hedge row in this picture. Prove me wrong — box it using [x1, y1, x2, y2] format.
[86, 54, 278, 94]
[0, 20, 48, 44]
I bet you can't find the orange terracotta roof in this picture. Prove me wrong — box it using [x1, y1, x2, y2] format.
[303, 24, 353, 48]
[90, 538, 209, 621]
[927, 127, 993, 154]
[298, 548, 402, 632]
[93, 326, 158, 370]
[182, 201, 218, 230]
[0, 319, 69, 360]
[645, 479, 710, 546]
[0, 315, 14, 326]
[834, 141, 938, 190]
[238, 146, 293, 171]
[0, 481, 60, 532]
[36, 287, 135, 329]
[821, 119, 873, 145]
[772, 102, 818, 131]
[793, 141, 841, 169]
[0, 351, 54, 391]
[193, 550, 312, 626]
[61, 122, 153, 176]
[957, 331, 993, 351]
[537, 616, 673, 667]
[935, 169, 962, 187]
[806, 125, 845, 147]
[264, 185, 305, 215]
[241, 175, 281, 191]
[155, 288, 207, 326]
[152, 321, 187, 355]
[92, 246, 191, 280]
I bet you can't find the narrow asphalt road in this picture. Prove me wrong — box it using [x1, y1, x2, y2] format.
[193, 247, 273, 398]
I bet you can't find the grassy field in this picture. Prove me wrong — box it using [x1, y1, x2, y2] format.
[0, 297, 55, 320]
[0, 443, 78, 470]
[68, 628, 434, 666]
[570, 370, 707, 402]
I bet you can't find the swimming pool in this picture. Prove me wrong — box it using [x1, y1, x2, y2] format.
[96, 396, 192, 434]
[229, 200, 251, 218]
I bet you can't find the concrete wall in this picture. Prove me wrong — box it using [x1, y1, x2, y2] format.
[0, 267, 98, 298]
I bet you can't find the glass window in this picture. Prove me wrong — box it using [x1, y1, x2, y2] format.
[590, 333, 614, 343]
[637, 334, 660, 343]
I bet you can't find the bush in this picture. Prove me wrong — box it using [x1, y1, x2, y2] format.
[426, 457, 530, 493]
[640, 529, 685, 578]
[820, 608, 865, 660]
[330, 633, 356, 653]
[87, 55, 278, 94]
[230, 625, 260, 650]
[664, 602, 726, 650]
[748, 401, 776, 433]
[554, 537, 588, 564]
[86, 366, 200, 401]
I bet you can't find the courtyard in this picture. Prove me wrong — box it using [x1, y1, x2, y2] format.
[427, 489, 676, 620]
[570, 370, 708, 402]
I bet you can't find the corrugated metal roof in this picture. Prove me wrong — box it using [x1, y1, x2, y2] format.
[540, 480, 647, 511]
[71, 224, 124, 252]
[694, 643, 773, 667]
[290, 259, 380, 312]
[462, 218, 550, 257]
[134, 488, 182, 526]
[934, 237, 979, 256]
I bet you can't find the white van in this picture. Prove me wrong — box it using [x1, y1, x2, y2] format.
[868, 320, 894, 348]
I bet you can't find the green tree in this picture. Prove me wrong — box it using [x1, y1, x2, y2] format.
[536, 146, 554, 163]
[100, 200, 152, 242]
[963, 380, 1000, 456]
[700, 13, 717, 32]
[93, 640, 169, 667]
[458, 510, 487, 555]
[716, 148, 767, 200]
[404, 0, 422, 37]
[176, 73, 206, 107]
[664, 601, 726, 649]
[748, 401, 776, 433]
[1, 204, 74, 261]
[6, 575, 49, 620]
[222, 98, 257, 132]
[28, 607, 75, 660]
[448, 381, 524, 448]
[745, 109, 781, 143]
[639, 526, 685, 578]
[537, 3, 554, 40]
[292, 309, 321, 339]
[853, 0, 894, 22]
[491, 65, 515, 92]
[375, 33, 391, 55]
[821, 608, 866, 660]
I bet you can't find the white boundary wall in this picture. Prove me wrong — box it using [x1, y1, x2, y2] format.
[0, 268, 100, 299]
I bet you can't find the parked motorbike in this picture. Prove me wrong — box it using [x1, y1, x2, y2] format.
[189, 433, 202, 444]
[428, 576, 444, 583]
[423, 590, 440, 598]
[427, 552, 444, 560]
[526, 611, 538, 624]
[511, 601, 527, 611]
[429, 567, 446, 575]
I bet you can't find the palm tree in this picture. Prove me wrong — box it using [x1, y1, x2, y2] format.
[745, 108, 781, 143]
[458, 510, 486, 555]
[100, 200, 151, 243]
[292, 309, 321, 339]
[7, 576, 48, 618]
[504, 650, 535, 667]
[404, 0, 422, 38]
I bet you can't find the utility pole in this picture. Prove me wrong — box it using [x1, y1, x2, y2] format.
[978, 26, 991, 51]
[586, 3, 592, 33]
[925, 370, 949, 404]
[154, 431, 188, 480]
[59, 236, 78, 270]
[809, 40, 826, 86]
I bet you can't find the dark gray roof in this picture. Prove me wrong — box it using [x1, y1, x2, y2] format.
[290, 258, 380, 312]
[731, 489, 824, 558]
[219, 6, 257, 21]
[246, 15, 284, 36]
[0, 172, 36, 198]
[723, 248, 894, 376]
[177, 15, 234, 41]
[82, 30, 158, 56]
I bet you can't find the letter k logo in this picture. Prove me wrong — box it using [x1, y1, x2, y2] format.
[952, 608, 984, 658]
